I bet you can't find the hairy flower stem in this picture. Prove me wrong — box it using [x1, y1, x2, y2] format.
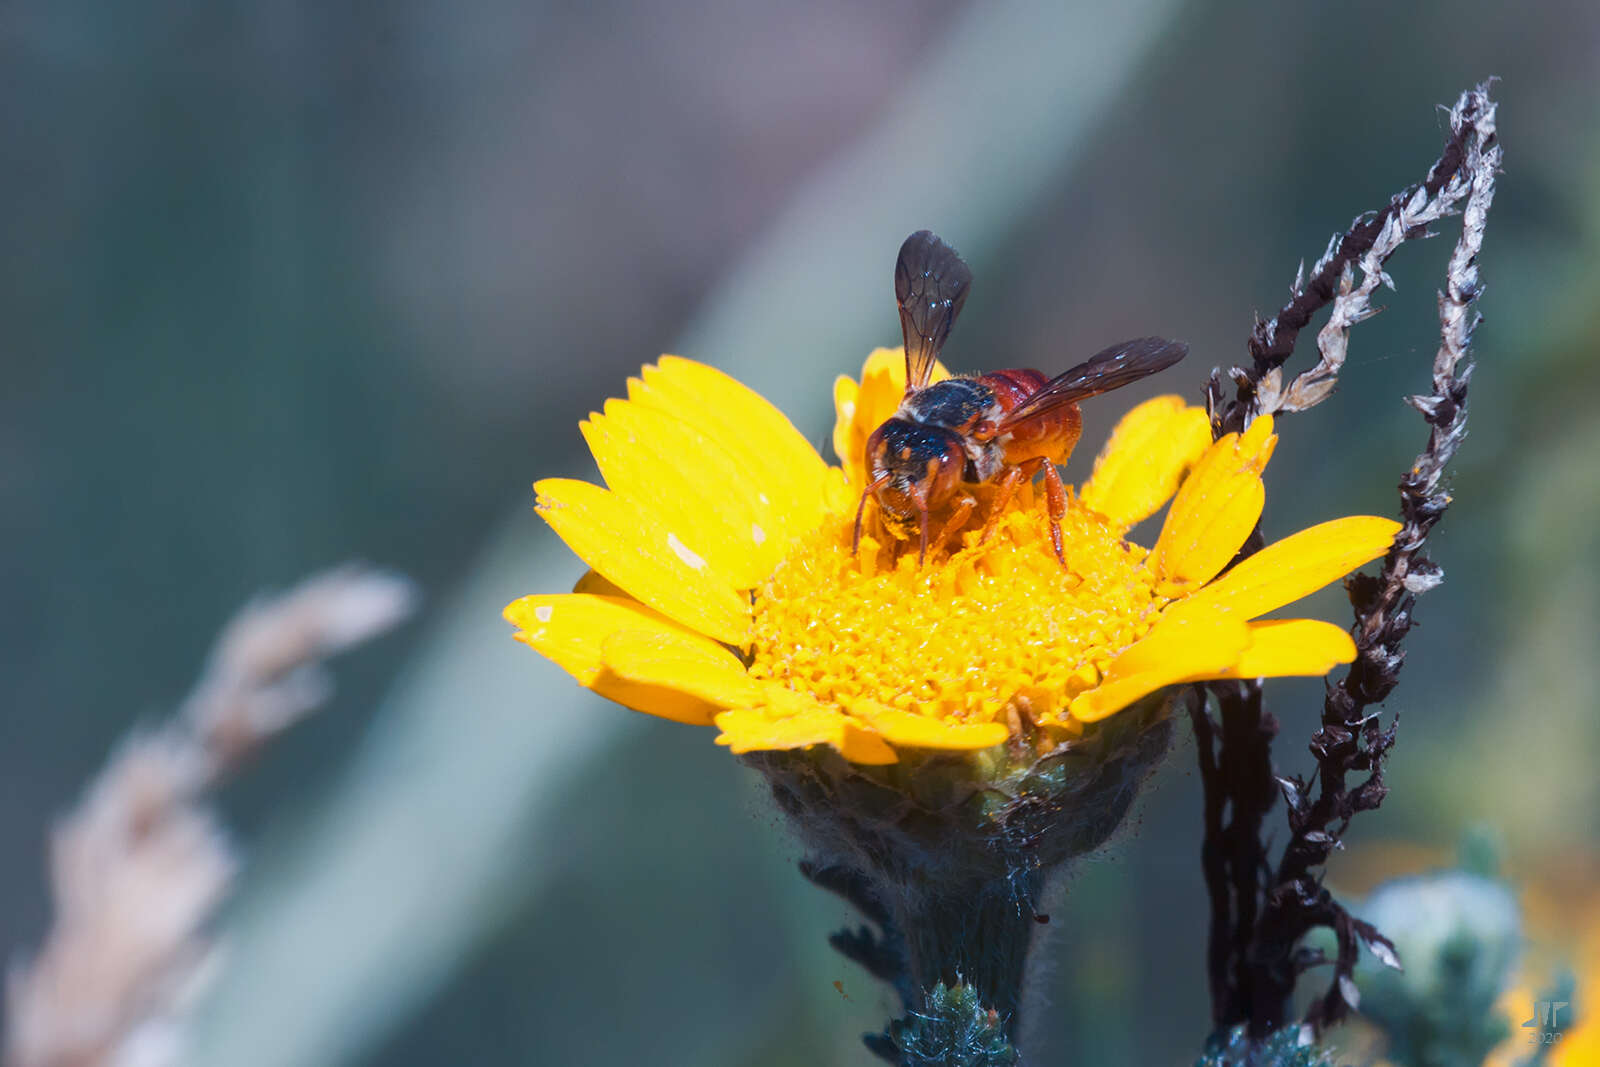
[775, 693, 1179, 1062]
[895, 877, 1042, 1032]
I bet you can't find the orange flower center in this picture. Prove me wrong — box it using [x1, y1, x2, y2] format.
[747, 498, 1164, 728]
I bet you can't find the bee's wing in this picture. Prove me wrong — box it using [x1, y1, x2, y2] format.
[895, 230, 972, 392]
[995, 337, 1188, 431]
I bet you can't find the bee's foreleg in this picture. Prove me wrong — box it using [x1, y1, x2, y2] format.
[932, 494, 978, 558]
[852, 475, 891, 558]
[979, 465, 1027, 545]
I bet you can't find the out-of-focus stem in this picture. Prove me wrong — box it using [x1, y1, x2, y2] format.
[5, 567, 412, 1067]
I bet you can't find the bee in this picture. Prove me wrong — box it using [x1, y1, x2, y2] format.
[855, 230, 1188, 564]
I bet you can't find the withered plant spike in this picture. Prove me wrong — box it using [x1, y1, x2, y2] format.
[1207, 83, 1492, 436]
[4, 566, 414, 1067]
[1191, 82, 1499, 1041]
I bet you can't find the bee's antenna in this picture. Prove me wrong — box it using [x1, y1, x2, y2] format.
[852, 476, 890, 557]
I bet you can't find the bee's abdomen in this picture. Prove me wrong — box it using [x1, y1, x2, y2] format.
[980, 368, 1082, 465]
[977, 368, 1050, 413]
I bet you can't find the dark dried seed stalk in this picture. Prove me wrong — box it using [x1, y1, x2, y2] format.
[1208, 85, 1489, 436]
[1192, 82, 1499, 1041]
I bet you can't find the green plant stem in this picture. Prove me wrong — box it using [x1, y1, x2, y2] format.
[896, 875, 1042, 1034]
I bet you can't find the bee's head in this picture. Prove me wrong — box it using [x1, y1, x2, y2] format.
[864, 418, 966, 532]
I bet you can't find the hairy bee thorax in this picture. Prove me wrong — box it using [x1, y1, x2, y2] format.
[893, 379, 1008, 483]
[896, 377, 998, 433]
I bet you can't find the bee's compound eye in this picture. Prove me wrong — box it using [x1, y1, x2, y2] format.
[864, 424, 891, 476]
[920, 439, 966, 507]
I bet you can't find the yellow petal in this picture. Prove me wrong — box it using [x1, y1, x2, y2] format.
[713, 705, 842, 754]
[1166, 515, 1401, 622]
[600, 629, 761, 708]
[533, 478, 751, 644]
[1218, 619, 1357, 679]
[586, 675, 721, 726]
[1150, 415, 1279, 595]
[1080, 396, 1213, 530]
[856, 346, 934, 424]
[859, 345, 909, 387]
[1069, 616, 1252, 723]
[713, 695, 899, 763]
[821, 465, 854, 520]
[504, 594, 675, 684]
[835, 720, 900, 764]
[832, 372, 862, 473]
[572, 569, 629, 598]
[628, 357, 831, 538]
[583, 400, 781, 588]
[1068, 613, 1359, 723]
[846, 699, 1009, 751]
[503, 594, 720, 724]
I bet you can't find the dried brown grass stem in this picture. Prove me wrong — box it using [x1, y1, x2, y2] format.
[4, 566, 414, 1067]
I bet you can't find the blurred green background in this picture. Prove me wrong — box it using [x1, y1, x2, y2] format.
[3, 1, 1597, 1064]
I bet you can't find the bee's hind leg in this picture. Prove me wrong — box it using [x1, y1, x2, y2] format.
[1041, 462, 1067, 565]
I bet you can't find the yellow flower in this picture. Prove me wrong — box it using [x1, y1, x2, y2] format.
[1546, 914, 1600, 1065]
[505, 349, 1399, 764]
[1486, 874, 1600, 1066]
